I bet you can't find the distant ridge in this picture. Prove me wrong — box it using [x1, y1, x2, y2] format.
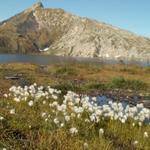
[0, 2, 150, 60]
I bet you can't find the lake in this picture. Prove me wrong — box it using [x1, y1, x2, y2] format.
[0, 54, 149, 66]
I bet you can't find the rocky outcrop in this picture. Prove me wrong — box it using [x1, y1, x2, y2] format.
[0, 2, 150, 60]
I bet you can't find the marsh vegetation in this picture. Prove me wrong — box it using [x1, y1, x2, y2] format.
[0, 63, 150, 150]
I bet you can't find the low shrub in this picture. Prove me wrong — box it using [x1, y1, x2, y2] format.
[55, 65, 77, 76]
[109, 77, 147, 90]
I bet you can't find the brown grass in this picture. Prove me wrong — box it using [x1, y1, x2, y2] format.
[0, 63, 149, 95]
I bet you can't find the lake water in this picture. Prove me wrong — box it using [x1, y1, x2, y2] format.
[0, 54, 149, 66]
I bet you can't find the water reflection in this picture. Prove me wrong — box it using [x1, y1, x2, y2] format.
[0, 54, 149, 66]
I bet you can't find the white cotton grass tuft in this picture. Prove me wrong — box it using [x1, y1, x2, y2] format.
[54, 118, 59, 124]
[99, 128, 104, 136]
[52, 95, 58, 100]
[69, 127, 78, 135]
[3, 83, 150, 150]
[28, 100, 34, 107]
[41, 112, 46, 118]
[14, 97, 20, 102]
[0, 116, 4, 120]
[65, 115, 70, 122]
[3, 94, 8, 98]
[10, 109, 15, 114]
[60, 123, 64, 127]
[83, 142, 88, 149]
[43, 100, 46, 104]
[45, 118, 48, 122]
[144, 131, 149, 138]
[4, 83, 150, 137]
[133, 140, 138, 145]
[138, 122, 142, 127]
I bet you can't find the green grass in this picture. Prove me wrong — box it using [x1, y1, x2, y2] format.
[0, 63, 149, 106]
[54, 65, 78, 77]
[52, 81, 78, 94]
[109, 77, 147, 90]
[51, 78, 147, 95]
[1, 97, 150, 150]
[0, 63, 150, 150]
[0, 64, 150, 150]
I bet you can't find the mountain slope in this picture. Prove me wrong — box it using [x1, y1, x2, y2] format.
[0, 2, 150, 60]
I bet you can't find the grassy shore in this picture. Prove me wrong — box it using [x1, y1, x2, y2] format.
[0, 63, 149, 95]
[0, 63, 150, 150]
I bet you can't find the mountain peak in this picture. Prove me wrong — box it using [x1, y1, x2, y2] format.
[31, 2, 44, 10]
[0, 3, 150, 60]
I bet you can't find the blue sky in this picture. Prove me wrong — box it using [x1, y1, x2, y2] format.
[0, 0, 150, 37]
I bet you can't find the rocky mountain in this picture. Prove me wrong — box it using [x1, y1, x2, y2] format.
[0, 2, 150, 60]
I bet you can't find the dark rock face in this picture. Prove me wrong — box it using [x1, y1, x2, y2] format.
[0, 3, 44, 53]
[0, 2, 150, 60]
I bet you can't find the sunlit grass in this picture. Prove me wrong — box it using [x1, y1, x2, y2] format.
[1, 95, 150, 150]
[0, 63, 150, 150]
